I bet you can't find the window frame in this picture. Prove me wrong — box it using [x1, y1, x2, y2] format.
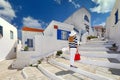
[10, 30, 14, 39]
[27, 39, 33, 47]
[0, 26, 3, 38]
[57, 29, 70, 40]
[84, 15, 89, 22]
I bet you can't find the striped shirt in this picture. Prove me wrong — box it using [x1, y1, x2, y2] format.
[69, 36, 78, 48]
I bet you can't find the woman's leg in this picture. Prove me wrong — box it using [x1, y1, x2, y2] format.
[70, 48, 76, 66]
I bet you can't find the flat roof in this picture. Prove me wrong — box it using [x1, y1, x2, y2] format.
[22, 26, 44, 32]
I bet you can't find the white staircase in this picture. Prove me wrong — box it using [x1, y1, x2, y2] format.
[22, 67, 49, 80]
[21, 40, 120, 80]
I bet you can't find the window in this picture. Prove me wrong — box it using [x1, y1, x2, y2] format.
[0, 26, 3, 39]
[14, 47, 17, 52]
[84, 15, 89, 22]
[73, 27, 79, 33]
[61, 31, 68, 40]
[57, 29, 70, 40]
[10, 31, 13, 39]
[115, 10, 119, 24]
[27, 39, 33, 47]
[85, 24, 89, 32]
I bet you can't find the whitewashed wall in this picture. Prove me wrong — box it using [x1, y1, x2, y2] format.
[81, 32, 89, 43]
[36, 20, 74, 55]
[44, 20, 74, 38]
[105, 0, 120, 51]
[0, 17, 17, 61]
[12, 51, 38, 68]
[94, 28, 102, 38]
[105, 17, 111, 39]
[22, 31, 43, 51]
[35, 35, 68, 54]
[17, 40, 22, 52]
[13, 20, 74, 68]
[64, 7, 94, 36]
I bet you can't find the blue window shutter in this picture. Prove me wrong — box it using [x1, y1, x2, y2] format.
[57, 29, 70, 40]
[25, 41, 28, 44]
[57, 29, 61, 40]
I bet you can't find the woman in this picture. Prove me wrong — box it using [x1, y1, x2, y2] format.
[68, 30, 78, 68]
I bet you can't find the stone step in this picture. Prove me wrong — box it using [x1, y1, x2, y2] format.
[78, 47, 109, 51]
[49, 58, 113, 80]
[60, 55, 120, 80]
[22, 67, 49, 80]
[10, 71, 25, 80]
[0, 60, 25, 80]
[55, 57, 96, 73]
[96, 67, 120, 80]
[38, 62, 86, 80]
[63, 55, 120, 69]
[0, 71, 25, 80]
[80, 44, 111, 47]
[38, 64, 65, 80]
[80, 52, 120, 59]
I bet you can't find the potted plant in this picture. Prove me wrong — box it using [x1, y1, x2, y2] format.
[56, 50, 63, 57]
[38, 60, 42, 64]
[24, 46, 29, 51]
[87, 36, 91, 40]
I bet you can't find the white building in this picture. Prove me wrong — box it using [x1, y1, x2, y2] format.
[93, 26, 105, 38]
[64, 7, 94, 43]
[0, 17, 18, 61]
[13, 20, 74, 68]
[22, 26, 44, 51]
[37, 20, 74, 54]
[105, 0, 120, 45]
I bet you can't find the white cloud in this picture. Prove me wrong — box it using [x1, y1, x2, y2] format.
[90, 0, 116, 13]
[23, 16, 48, 29]
[68, 0, 80, 8]
[98, 22, 105, 26]
[0, 0, 16, 22]
[93, 18, 105, 26]
[54, 0, 62, 4]
[54, 0, 80, 8]
[94, 22, 105, 27]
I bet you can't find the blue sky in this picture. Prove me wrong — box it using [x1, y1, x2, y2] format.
[0, 0, 116, 30]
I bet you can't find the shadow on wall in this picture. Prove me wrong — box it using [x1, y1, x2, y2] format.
[5, 42, 17, 60]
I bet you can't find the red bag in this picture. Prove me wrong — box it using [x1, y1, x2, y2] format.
[74, 50, 81, 61]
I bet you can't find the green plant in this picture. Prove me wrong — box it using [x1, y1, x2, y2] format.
[112, 43, 117, 47]
[29, 64, 32, 66]
[56, 50, 63, 56]
[24, 46, 29, 51]
[87, 36, 91, 40]
[38, 60, 42, 64]
[87, 35, 97, 40]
